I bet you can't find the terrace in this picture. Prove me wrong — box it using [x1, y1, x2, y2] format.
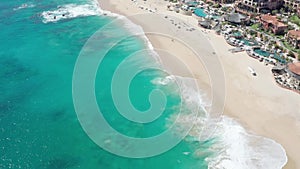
[272, 62, 300, 93]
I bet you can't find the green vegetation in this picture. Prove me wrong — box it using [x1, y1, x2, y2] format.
[275, 34, 284, 40]
[221, 7, 228, 12]
[283, 41, 298, 52]
[207, 1, 213, 6]
[276, 15, 282, 21]
[288, 25, 294, 30]
[280, 8, 285, 14]
[289, 15, 300, 27]
[249, 30, 257, 36]
[213, 3, 221, 8]
[288, 51, 295, 58]
[250, 23, 260, 30]
[272, 10, 278, 15]
[274, 44, 284, 51]
[283, 41, 300, 59]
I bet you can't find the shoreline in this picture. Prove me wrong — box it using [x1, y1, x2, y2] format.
[99, 0, 300, 168]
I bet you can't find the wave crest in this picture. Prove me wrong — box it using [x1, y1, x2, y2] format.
[173, 111, 287, 169]
[151, 75, 176, 86]
[13, 3, 35, 11]
[40, 3, 102, 23]
[171, 79, 287, 169]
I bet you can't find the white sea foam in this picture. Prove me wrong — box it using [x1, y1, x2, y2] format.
[39, 0, 127, 24]
[40, 0, 120, 23]
[13, 3, 35, 11]
[151, 75, 176, 86]
[177, 76, 210, 111]
[40, 0, 159, 63]
[205, 116, 288, 169]
[41, 3, 102, 23]
[113, 15, 160, 63]
[171, 76, 287, 169]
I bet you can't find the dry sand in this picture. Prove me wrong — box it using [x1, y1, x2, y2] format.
[99, 0, 300, 168]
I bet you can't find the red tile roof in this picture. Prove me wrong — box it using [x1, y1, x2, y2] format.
[288, 30, 300, 40]
[260, 14, 287, 27]
[288, 62, 300, 75]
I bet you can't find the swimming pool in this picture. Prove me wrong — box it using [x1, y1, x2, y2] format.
[194, 8, 207, 18]
[272, 54, 287, 64]
[254, 49, 286, 63]
[241, 39, 258, 46]
[254, 49, 270, 57]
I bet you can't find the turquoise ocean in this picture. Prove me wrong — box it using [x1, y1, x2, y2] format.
[0, 0, 287, 168]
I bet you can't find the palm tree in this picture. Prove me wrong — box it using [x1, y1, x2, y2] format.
[297, 51, 300, 60]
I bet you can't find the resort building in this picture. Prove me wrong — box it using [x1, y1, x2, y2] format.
[224, 13, 248, 25]
[272, 62, 300, 92]
[259, 14, 288, 35]
[283, 0, 300, 11]
[235, 0, 283, 15]
[286, 30, 300, 49]
[287, 62, 300, 80]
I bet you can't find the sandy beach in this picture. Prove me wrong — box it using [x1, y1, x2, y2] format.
[100, 0, 300, 168]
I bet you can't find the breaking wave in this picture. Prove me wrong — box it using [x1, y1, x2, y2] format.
[161, 75, 288, 169]
[13, 3, 35, 11]
[40, 3, 101, 23]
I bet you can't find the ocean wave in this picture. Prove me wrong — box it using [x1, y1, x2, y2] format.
[107, 15, 161, 63]
[171, 81, 287, 169]
[13, 3, 35, 11]
[151, 75, 176, 86]
[40, 0, 125, 23]
[205, 116, 287, 169]
[120, 17, 154, 51]
[173, 112, 287, 169]
[40, 2, 102, 23]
